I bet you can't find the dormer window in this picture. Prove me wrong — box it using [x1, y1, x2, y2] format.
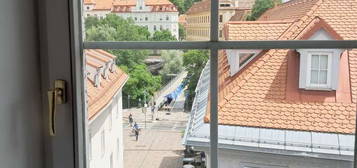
[226, 50, 261, 76]
[307, 52, 331, 88]
[297, 49, 342, 91]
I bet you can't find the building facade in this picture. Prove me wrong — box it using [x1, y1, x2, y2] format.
[85, 49, 128, 168]
[184, 0, 357, 168]
[184, 0, 255, 41]
[84, 0, 179, 39]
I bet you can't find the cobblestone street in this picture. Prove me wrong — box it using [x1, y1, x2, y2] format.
[123, 91, 189, 168]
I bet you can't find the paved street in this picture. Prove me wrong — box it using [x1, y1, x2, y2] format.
[123, 91, 189, 168]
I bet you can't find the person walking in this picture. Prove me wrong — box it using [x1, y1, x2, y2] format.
[128, 113, 133, 127]
[133, 122, 139, 141]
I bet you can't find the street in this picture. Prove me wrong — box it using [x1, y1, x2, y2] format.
[123, 91, 189, 168]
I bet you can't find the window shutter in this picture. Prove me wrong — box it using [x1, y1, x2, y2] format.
[298, 50, 307, 89]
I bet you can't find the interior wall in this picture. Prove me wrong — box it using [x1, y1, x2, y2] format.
[0, 0, 44, 167]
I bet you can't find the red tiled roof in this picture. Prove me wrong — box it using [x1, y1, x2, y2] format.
[86, 49, 128, 120]
[224, 20, 294, 40]
[207, 0, 357, 134]
[112, 0, 178, 12]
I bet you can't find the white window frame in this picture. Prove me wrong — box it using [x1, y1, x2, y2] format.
[306, 51, 332, 89]
[64, 0, 357, 167]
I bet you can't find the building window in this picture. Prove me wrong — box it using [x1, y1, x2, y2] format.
[89, 134, 92, 160]
[117, 138, 120, 160]
[154, 25, 156, 31]
[307, 53, 331, 88]
[101, 130, 105, 156]
[297, 49, 341, 90]
[160, 25, 163, 30]
[110, 153, 113, 168]
[86, 6, 90, 10]
[219, 30, 222, 38]
[219, 15, 223, 22]
[145, 17, 148, 21]
[134, 17, 137, 21]
[226, 50, 261, 76]
[166, 16, 169, 21]
[109, 112, 112, 131]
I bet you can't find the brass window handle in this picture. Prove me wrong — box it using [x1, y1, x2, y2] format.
[47, 80, 66, 136]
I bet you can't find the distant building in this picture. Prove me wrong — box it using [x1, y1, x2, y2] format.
[85, 49, 128, 168]
[184, 0, 357, 168]
[184, 0, 255, 41]
[84, 0, 179, 39]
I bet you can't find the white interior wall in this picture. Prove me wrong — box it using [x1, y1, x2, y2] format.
[0, 0, 44, 167]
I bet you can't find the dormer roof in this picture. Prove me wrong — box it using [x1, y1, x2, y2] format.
[209, 0, 357, 134]
[85, 49, 128, 120]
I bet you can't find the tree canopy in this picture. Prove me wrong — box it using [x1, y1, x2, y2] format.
[160, 50, 184, 83]
[151, 30, 177, 41]
[85, 14, 181, 105]
[246, 0, 281, 21]
[182, 50, 209, 109]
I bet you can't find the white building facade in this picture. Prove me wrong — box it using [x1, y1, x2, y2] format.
[85, 49, 128, 168]
[84, 0, 179, 39]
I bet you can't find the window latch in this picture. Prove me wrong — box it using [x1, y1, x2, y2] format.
[47, 80, 67, 136]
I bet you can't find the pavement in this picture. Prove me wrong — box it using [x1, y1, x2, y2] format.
[123, 91, 189, 168]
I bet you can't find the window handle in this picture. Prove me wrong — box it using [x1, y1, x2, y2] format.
[47, 80, 66, 136]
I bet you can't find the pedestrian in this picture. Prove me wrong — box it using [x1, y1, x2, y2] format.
[133, 122, 139, 141]
[128, 113, 133, 127]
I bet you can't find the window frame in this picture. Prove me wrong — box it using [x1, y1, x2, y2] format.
[67, 0, 357, 167]
[306, 51, 332, 89]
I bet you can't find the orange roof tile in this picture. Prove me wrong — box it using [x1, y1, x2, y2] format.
[86, 49, 128, 120]
[224, 20, 294, 40]
[208, 0, 357, 134]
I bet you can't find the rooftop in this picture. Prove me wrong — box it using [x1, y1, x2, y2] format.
[85, 49, 128, 120]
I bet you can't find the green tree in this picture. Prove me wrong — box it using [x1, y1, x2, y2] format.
[159, 50, 184, 83]
[122, 64, 162, 101]
[246, 0, 281, 21]
[85, 14, 161, 105]
[169, 0, 185, 14]
[151, 30, 177, 41]
[178, 24, 186, 40]
[182, 50, 209, 110]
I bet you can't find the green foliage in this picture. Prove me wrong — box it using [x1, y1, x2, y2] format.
[84, 14, 165, 105]
[123, 64, 162, 100]
[170, 0, 185, 14]
[151, 30, 177, 41]
[178, 24, 186, 41]
[246, 0, 281, 21]
[182, 50, 209, 109]
[160, 50, 184, 83]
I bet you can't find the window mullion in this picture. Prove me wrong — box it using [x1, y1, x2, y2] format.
[210, 0, 219, 167]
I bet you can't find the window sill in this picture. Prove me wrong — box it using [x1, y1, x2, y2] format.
[303, 87, 334, 91]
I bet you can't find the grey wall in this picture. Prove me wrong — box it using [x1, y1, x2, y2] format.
[0, 0, 44, 167]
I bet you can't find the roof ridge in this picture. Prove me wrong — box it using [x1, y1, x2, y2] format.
[227, 20, 295, 24]
[277, 0, 323, 40]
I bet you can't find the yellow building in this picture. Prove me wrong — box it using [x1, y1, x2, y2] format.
[185, 0, 255, 41]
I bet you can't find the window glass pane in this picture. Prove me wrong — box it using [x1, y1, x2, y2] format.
[219, 0, 356, 41]
[311, 70, 319, 84]
[82, 0, 211, 41]
[311, 55, 319, 69]
[84, 49, 209, 168]
[218, 48, 355, 168]
[239, 53, 255, 67]
[319, 70, 328, 84]
[320, 55, 329, 70]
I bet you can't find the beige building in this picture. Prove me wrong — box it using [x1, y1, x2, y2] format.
[185, 0, 255, 41]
